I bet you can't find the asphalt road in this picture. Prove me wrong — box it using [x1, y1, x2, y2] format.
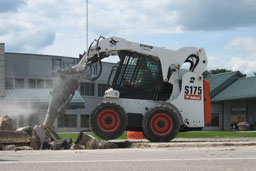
[1, 146, 256, 171]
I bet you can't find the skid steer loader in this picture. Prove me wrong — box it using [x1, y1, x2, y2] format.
[43, 36, 211, 142]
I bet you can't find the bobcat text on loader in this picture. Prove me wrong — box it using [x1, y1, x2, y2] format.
[43, 36, 211, 142]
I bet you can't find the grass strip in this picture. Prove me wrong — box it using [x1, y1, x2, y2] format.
[176, 131, 256, 138]
[58, 131, 256, 142]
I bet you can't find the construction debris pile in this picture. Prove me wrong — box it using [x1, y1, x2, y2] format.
[0, 115, 120, 151]
[0, 115, 13, 130]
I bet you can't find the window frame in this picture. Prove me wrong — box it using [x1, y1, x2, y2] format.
[98, 83, 107, 97]
[57, 114, 77, 128]
[80, 82, 95, 96]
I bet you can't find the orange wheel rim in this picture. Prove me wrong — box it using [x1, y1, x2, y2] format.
[97, 109, 120, 132]
[150, 113, 173, 136]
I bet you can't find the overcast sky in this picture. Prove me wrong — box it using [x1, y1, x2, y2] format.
[0, 0, 256, 75]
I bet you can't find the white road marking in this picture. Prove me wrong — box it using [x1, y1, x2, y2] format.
[1, 157, 256, 164]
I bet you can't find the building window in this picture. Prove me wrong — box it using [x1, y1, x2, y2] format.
[5, 78, 24, 89]
[57, 114, 77, 128]
[210, 113, 219, 126]
[5, 78, 14, 88]
[37, 79, 44, 88]
[28, 79, 36, 88]
[80, 82, 95, 96]
[231, 104, 247, 123]
[98, 84, 107, 97]
[45, 80, 53, 88]
[15, 78, 24, 88]
[28, 79, 53, 88]
[80, 115, 90, 128]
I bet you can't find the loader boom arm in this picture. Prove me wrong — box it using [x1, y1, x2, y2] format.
[76, 37, 208, 81]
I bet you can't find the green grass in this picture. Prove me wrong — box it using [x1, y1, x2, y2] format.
[176, 131, 256, 138]
[58, 132, 80, 141]
[58, 131, 256, 142]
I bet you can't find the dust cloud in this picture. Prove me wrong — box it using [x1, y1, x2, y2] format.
[0, 103, 43, 128]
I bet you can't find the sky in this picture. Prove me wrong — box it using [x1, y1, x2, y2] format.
[0, 0, 256, 75]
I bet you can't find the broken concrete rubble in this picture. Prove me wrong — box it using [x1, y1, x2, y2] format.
[73, 132, 98, 149]
[71, 132, 118, 150]
[34, 125, 52, 146]
[16, 126, 41, 150]
[45, 126, 61, 140]
[97, 141, 119, 149]
[16, 126, 33, 136]
[15, 146, 33, 151]
[1, 145, 17, 151]
[0, 115, 122, 151]
[29, 129, 41, 150]
[0, 145, 33, 151]
[0, 122, 65, 150]
[33, 125, 61, 148]
[0, 130, 30, 144]
[50, 138, 73, 150]
[0, 115, 13, 130]
[0, 128, 120, 151]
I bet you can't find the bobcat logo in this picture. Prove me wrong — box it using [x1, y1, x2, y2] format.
[110, 38, 119, 47]
[190, 77, 195, 83]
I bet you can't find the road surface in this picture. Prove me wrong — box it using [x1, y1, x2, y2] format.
[1, 146, 256, 171]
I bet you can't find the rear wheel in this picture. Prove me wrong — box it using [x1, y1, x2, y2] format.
[142, 106, 180, 142]
[90, 102, 128, 140]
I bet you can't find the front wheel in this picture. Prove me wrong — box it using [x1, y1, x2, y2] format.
[142, 106, 180, 142]
[89, 102, 128, 140]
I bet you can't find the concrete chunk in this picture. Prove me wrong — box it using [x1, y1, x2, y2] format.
[74, 132, 98, 149]
[0, 115, 13, 131]
[1, 145, 16, 151]
[49, 138, 73, 150]
[33, 125, 62, 149]
[73, 132, 118, 149]
[16, 126, 33, 136]
[0, 130, 30, 144]
[30, 129, 41, 150]
[15, 146, 33, 151]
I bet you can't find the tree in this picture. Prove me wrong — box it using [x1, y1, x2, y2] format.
[203, 70, 211, 77]
[254, 72, 256, 76]
[210, 69, 231, 75]
[203, 69, 231, 77]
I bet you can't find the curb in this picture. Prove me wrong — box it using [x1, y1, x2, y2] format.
[130, 142, 256, 148]
[110, 138, 256, 148]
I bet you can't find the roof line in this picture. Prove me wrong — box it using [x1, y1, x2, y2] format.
[210, 71, 243, 98]
[237, 75, 256, 80]
[5, 52, 77, 59]
[5, 52, 117, 64]
[212, 96, 256, 102]
[206, 71, 243, 78]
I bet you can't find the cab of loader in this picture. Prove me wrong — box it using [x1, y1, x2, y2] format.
[109, 51, 173, 101]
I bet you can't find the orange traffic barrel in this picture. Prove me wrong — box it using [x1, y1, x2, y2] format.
[127, 131, 145, 139]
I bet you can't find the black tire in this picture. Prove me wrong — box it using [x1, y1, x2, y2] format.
[89, 102, 128, 140]
[142, 106, 180, 142]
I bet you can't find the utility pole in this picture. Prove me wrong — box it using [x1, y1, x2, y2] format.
[86, 0, 88, 51]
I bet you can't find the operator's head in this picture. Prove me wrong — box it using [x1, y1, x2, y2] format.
[140, 58, 148, 68]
